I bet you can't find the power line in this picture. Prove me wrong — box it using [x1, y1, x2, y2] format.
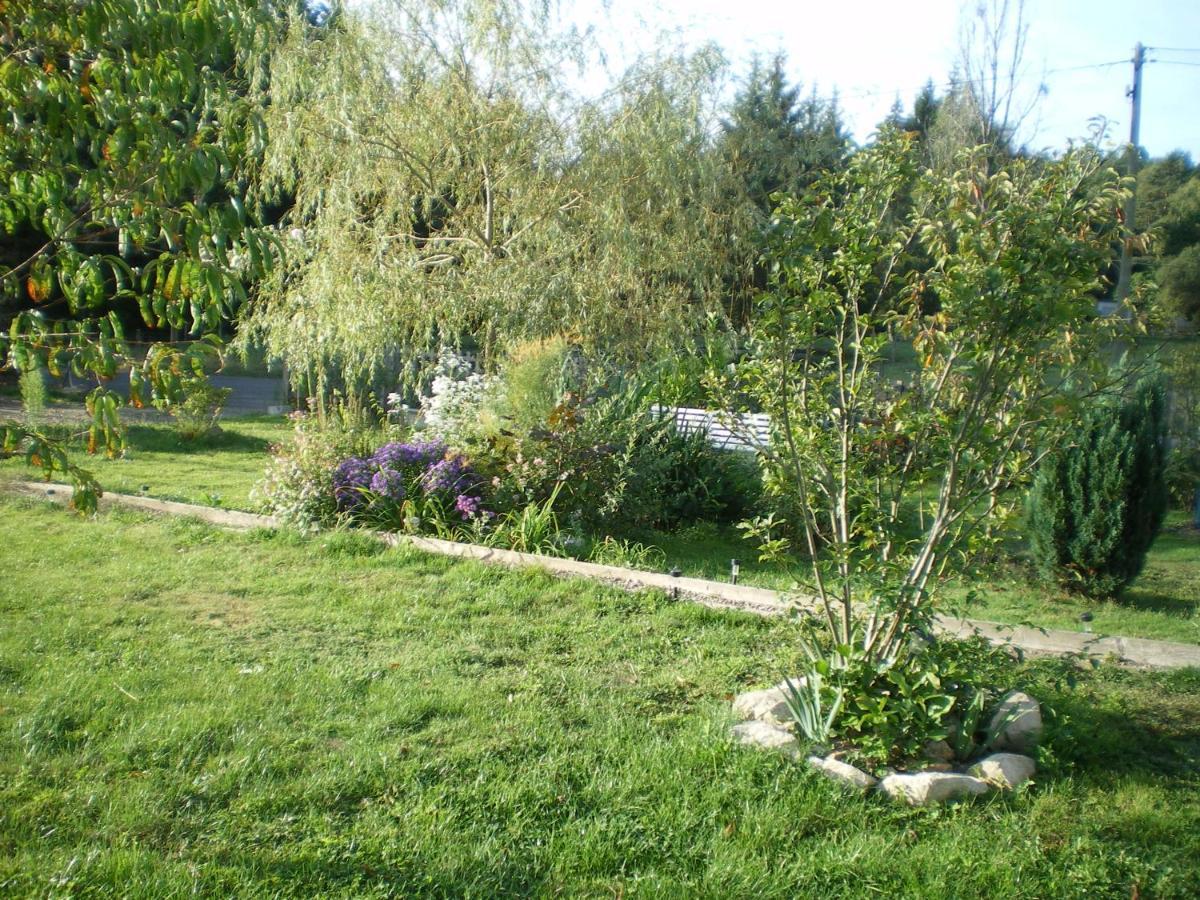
[1146, 46, 1200, 54]
[1046, 59, 1129, 74]
[1148, 59, 1200, 68]
[843, 58, 1132, 103]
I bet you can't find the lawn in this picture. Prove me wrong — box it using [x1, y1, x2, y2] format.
[650, 520, 1200, 646]
[0, 415, 293, 511]
[2, 412, 1198, 645]
[1, 497, 1198, 897]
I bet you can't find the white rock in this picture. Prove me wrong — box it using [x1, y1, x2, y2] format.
[807, 755, 877, 792]
[987, 691, 1043, 754]
[878, 772, 991, 806]
[731, 720, 800, 759]
[968, 753, 1036, 790]
[731, 678, 803, 727]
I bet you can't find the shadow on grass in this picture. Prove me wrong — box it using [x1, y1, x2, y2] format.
[123, 424, 271, 455]
[1039, 666, 1200, 781]
[1116, 587, 1199, 619]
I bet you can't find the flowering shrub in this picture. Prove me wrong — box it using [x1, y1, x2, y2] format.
[417, 350, 498, 448]
[254, 412, 378, 531]
[333, 439, 488, 531]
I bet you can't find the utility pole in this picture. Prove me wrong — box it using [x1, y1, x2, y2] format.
[1114, 41, 1145, 309]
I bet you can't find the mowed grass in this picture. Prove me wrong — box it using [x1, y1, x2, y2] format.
[1, 498, 1199, 897]
[3, 410, 1197, 644]
[0, 415, 292, 510]
[651, 518, 1200, 646]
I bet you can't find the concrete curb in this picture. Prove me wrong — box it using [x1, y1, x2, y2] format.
[9, 480, 1200, 671]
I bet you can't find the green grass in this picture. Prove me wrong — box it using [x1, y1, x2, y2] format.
[0, 415, 293, 510]
[648, 518, 1200, 645]
[1, 497, 1198, 897]
[2, 411, 1196, 644]
[942, 522, 1200, 644]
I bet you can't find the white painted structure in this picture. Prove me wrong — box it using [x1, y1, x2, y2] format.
[652, 405, 770, 453]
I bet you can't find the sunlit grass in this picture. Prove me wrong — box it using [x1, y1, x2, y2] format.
[1, 498, 1198, 896]
[0, 415, 292, 510]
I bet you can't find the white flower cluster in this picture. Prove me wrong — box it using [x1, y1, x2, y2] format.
[418, 349, 497, 447]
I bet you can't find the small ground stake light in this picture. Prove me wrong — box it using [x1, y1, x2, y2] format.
[730, 558, 741, 585]
[1080, 611, 1094, 634]
[668, 566, 682, 600]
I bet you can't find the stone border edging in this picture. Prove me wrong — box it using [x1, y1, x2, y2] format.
[9, 479, 1200, 671]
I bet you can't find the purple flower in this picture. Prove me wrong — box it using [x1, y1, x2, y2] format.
[421, 454, 474, 495]
[332, 457, 373, 510]
[370, 440, 446, 470]
[454, 493, 482, 519]
[369, 467, 406, 501]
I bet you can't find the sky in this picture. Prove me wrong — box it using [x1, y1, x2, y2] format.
[564, 0, 1200, 159]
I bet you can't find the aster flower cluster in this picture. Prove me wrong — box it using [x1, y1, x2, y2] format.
[332, 439, 487, 523]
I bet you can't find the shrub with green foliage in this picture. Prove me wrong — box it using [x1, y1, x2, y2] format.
[1027, 378, 1169, 598]
[162, 378, 232, 441]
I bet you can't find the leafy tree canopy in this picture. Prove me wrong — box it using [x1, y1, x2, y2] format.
[243, 0, 755, 395]
[0, 0, 294, 506]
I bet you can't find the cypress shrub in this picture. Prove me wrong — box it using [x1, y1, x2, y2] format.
[1027, 378, 1169, 599]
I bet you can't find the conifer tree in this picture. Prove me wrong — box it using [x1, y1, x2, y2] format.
[1027, 378, 1169, 599]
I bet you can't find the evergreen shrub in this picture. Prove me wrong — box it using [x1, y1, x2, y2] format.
[1027, 378, 1169, 598]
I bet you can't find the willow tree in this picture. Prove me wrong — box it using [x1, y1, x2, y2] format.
[243, 0, 753, 394]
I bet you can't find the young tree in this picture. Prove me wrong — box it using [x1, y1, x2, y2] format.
[738, 130, 1126, 664]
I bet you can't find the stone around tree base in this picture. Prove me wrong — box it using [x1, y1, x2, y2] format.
[987, 691, 1043, 754]
[878, 772, 991, 806]
[731, 720, 800, 759]
[807, 755, 878, 792]
[731, 679, 801, 728]
[968, 753, 1036, 790]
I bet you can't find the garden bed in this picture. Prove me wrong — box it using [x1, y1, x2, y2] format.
[2, 410, 1197, 646]
[13, 479, 1200, 670]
